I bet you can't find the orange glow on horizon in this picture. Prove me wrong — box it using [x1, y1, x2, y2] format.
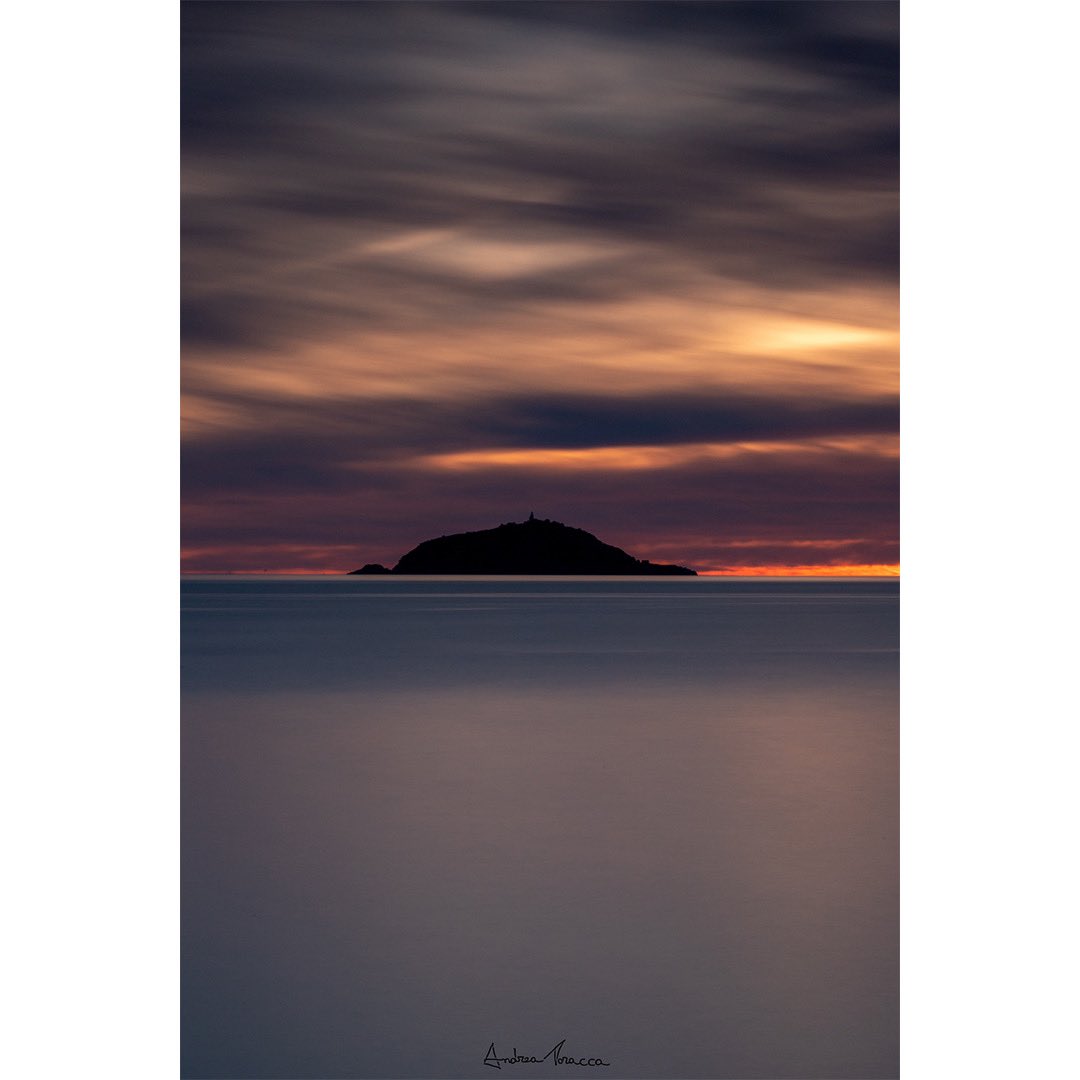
[181, 568, 347, 576]
[182, 563, 900, 577]
[699, 564, 899, 577]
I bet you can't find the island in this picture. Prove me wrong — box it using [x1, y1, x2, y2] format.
[348, 515, 696, 575]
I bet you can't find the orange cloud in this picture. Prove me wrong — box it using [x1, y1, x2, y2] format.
[416, 434, 898, 473]
[182, 280, 897, 416]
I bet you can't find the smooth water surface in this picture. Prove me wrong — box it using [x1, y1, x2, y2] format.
[182, 577, 898, 1079]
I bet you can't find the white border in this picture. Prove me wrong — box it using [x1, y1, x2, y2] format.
[4, 2, 177, 1077]
[903, 1, 1077, 1077]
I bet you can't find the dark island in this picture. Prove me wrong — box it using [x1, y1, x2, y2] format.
[348, 516, 696, 575]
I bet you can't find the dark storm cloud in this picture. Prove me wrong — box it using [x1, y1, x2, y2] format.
[452, 391, 899, 454]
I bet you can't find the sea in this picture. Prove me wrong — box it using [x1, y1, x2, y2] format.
[181, 576, 898, 1079]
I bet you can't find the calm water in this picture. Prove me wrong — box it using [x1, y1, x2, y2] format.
[182, 577, 898, 1079]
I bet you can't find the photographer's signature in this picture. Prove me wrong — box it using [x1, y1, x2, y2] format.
[484, 1039, 610, 1069]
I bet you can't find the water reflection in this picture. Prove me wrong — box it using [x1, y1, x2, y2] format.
[183, 579, 897, 1078]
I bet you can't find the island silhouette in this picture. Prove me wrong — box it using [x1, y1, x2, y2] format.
[349, 515, 697, 575]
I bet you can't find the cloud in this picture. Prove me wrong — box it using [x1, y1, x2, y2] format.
[181, 384, 898, 572]
[182, 1, 898, 336]
[182, 386, 898, 495]
[181, 440, 898, 573]
[181, 1, 898, 571]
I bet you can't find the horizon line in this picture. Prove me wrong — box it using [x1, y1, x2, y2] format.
[181, 564, 900, 578]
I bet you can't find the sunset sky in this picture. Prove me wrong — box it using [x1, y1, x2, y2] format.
[182, 1, 898, 575]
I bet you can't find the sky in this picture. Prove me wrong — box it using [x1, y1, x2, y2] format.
[181, 0, 898, 575]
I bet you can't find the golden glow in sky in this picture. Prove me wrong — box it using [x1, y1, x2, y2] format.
[182, 3, 898, 574]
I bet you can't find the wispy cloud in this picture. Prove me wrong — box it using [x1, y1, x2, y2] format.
[182, 1, 898, 572]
